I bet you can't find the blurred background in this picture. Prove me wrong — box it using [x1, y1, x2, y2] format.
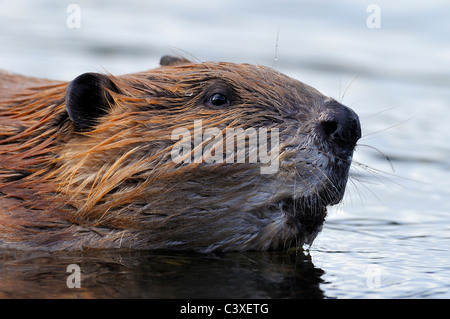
[0, 0, 449, 298]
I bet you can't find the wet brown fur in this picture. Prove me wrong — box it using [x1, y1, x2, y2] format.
[0, 60, 357, 251]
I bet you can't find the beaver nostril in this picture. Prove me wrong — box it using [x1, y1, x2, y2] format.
[321, 120, 339, 137]
[319, 116, 361, 149]
[319, 100, 362, 149]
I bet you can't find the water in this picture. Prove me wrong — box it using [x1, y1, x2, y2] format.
[0, 0, 449, 299]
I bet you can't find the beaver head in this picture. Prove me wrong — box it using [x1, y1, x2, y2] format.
[0, 56, 361, 251]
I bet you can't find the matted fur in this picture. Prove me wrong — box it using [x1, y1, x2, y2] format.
[0, 60, 359, 251]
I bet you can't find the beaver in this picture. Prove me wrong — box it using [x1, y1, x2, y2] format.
[0, 56, 361, 252]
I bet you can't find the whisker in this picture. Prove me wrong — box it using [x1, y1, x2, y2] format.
[361, 116, 415, 138]
[362, 105, 400, 119]
[357, 143, 394, 172]
[346, 177, 365, 207]
[347, 172, 386, 206]
[352, 159, 422, 185]
[272, 26, 281, 70]
[340, 69, 366, 103]
[295, 161, 339, 205]
[167, 46, 204, 64]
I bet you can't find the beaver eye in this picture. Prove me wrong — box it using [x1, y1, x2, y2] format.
[208, 93, 229, 107]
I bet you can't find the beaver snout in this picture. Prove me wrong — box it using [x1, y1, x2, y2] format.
[318, 100, 361, 152]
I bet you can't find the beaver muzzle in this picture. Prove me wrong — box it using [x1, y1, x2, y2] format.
[277, 100, 361, 245]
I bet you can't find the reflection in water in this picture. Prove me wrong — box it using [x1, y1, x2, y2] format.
[0, 249, 324, 298]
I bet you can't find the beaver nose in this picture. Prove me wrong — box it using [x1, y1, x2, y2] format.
[319, 101, 361, 150]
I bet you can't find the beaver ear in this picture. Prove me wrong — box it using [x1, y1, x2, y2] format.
[65, 72, 120, 132]
[160, 55, 191, 66]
